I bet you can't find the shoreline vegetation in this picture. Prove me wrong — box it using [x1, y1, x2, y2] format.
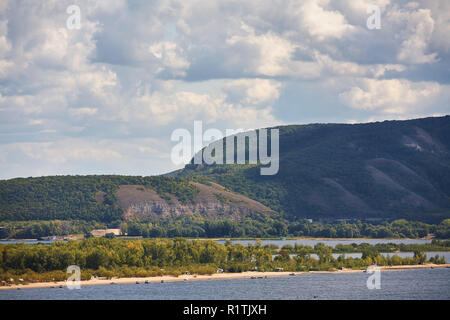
[1, 218, 450, 241]
[1, 238, 448, 289]
[1, 264, 449, 291]
[0, 235, 442, 242]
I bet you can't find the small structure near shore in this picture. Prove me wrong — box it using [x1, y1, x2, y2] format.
[91, 229, 121, 237]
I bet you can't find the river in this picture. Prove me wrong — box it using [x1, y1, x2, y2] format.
[1, 268, 449, 300]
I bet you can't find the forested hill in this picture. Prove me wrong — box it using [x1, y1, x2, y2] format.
[174, 116, 450, 223]
[0, 175, 273, 223]
[1, 116, 450, 225]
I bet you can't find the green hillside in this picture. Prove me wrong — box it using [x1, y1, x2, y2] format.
[0, 175, 198, 222]
[1, 116, 450, 234]
[174, 116, 450, 223]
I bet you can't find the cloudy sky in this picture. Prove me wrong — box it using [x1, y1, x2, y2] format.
[0, 0, 449, 179]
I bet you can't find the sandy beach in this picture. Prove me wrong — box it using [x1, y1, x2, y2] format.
[1, 263, 448, 291]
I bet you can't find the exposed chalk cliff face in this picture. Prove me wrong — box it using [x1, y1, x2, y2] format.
[115, 183, 274, 221]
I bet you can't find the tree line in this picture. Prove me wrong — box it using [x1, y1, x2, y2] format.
[0, 220, 107, 239]
[1, 217, 449, 239]
[0, 238, 446, 285]
[123, 217, 450, 239]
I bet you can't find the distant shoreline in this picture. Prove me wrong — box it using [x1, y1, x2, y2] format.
[0, 237, 439, 242]
[1, 264, 449, 291]
[208, 237, 436, 241]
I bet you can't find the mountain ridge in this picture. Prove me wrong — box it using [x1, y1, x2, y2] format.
[173, 115, 450, 222]
[1, 116, 449, 224]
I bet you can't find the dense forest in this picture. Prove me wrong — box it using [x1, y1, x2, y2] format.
[0, 238, 447, 285]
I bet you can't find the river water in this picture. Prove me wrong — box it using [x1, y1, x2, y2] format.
[215, 239, 433, 247]
[0, 239, 433, 246]
[1, 268, 449, 300]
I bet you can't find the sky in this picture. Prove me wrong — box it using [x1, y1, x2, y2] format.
[0, 0, 449, 179]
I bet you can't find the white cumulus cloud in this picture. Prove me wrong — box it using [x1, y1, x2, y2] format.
[339, 78, 441, 114]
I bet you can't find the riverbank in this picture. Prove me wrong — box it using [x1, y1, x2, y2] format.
[1, 264, 448, 291]
[186, 237, 437, 241]
[0, 236, 440, 242]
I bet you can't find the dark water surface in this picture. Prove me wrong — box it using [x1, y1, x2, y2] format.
[1, 268, 449, 300]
